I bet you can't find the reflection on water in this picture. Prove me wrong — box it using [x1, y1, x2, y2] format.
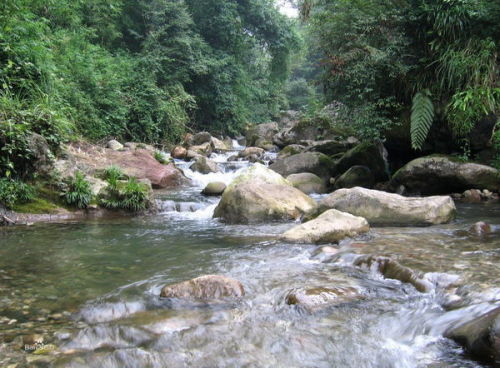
[0, 148, 498, 367]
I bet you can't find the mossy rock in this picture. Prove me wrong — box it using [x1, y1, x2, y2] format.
[333, 142, 389, 182]
[13, 198, 60, 214]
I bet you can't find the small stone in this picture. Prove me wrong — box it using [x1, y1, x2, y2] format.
[106, 139, 123, 151]
[469, 221, 491, 236]
[463, 189, 482, 203]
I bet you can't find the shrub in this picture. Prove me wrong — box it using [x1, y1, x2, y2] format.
[0, 178, 35, 209]
[99, 177, 149, 212]
[62, 172, 93, 209]
[102, 166, 125, 184]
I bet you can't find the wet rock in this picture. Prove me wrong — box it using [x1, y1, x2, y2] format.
[210, 137, 230, 151]
[333, 142, 389, 182]
[462, 189, 482, 203]
[190, 156, 221, 174]
[444, 306, 500, 365]
[192, 132, 212, 146]
[286, 173, 327, 194]
[285, 286, 361, 312]
[306, 138, 359, 156]
[202, 182, 226, 196]
[469, 221, 492, 236]
[334, 165, 375, 189]
[171, 146, 187, 160]
[319, 187, 456, 226]
[238, 147, 265, 160]
[236, 136, 246, 146]
[282, 209, 369, 244]
[246, 122, 279, 147]
[354, 255, 432, 292]
[160, 275, 245, 300]
[269, 152, 335, 180]
[278, 144, 307, 159]
[186, 150, 203, 160]
[213, 164, 317, 224]
[189, 142, 212, 157]
[107, 139, 123, 151]
[391, 155, 500, 195]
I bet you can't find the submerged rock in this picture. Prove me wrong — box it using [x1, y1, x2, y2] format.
[354, 255, 432, 292]
[444, 306, 500, 365]
[202, 182, 226, 196]
[160, 275, 245, 300]
[319, 187, 456, 226]
[282, 209, 369, 244]
[190, 156, 221, 174]
[213, 164, 317, 224]
[469, 221, 492, 236]
[285, 286, 361, 312]
[269, 152, 335, 180]
[391, 155, 500, 195]
[286, 173, 327, 194]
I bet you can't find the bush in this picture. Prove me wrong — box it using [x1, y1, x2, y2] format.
[0, 178, 35, 209]
[102, 166, 126, 183]
[99, 177, 149, 212]
[62, 172, 93, 209]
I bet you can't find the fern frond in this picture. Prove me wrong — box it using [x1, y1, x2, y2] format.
[411, 89, 435, 150]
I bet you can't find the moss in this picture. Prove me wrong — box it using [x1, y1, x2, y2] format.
[13, 198, 60, 214]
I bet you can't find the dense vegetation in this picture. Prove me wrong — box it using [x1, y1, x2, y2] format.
[297, 0, 498, 158]
[0, 0, 297, 180]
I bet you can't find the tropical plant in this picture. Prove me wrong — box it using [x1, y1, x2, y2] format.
[99, 177, 149, 212]
[0, 178, 35, 209]
[410, 90, 435, 150]
[62, 172, 93, 209]
[102, 166, 125, 184]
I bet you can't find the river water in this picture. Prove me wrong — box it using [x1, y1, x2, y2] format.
[0, 144, 498, 367]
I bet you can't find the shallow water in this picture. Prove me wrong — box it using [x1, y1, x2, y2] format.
[0, 148, 498, 367]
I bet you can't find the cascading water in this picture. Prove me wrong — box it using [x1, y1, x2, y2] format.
[0, 143, 498, 368]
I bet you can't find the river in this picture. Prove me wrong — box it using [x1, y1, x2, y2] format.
[0, 144, 498, 367]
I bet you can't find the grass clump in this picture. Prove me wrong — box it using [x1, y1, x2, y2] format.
[154, 151, 169, 165]
[99, 177, 149, 212]
[61, 172, 93, 209]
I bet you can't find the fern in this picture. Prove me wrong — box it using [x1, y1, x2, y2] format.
[411, 90, 435, 150]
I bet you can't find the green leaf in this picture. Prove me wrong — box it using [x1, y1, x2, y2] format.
[410, 89, 435, 150]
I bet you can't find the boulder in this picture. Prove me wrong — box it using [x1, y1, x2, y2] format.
[246, 122, 279, 147]
[282, 209, 369, 244]
[202, 182, 227, 196]
[238, 147, 265, 159]
[306, 138, 359, 156]
[444, 306, 500, 365]
[285, 286, 361, 312]
[354, 255, 432, 292]
[190, 156, 221, 174]
[28, 133, 53, 175]
[269, 152, 335, 180]
[334, 165, 374, 189]
[171, 146, 187, 160]
[160, 275, 245, 300]
[391, 155, 500, 195]
[286, 173, 327, 194]
[319, 187, 456, 226]
[213, 164, 317, 224]
[192, 131, 212, 146]
[211, 137, 230, 151]
[333, 142, 389, 182]
[189, 142, 212, 157]
[107, 139, 124, 151]
[186, 150, 203, 160]
[278, 144, 307, 159]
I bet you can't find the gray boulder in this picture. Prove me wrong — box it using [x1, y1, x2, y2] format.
[190, 156, 220, 174]
[213, 164, 317, 224]
[270, 152, 335, 180]
[334, 165, 374, 189]
[319, 187, 456, 226]
[160, 275, 245, 300]
[246, 122, 279, 147]
[202, 182, 227, 196]
[391, 155, 500, 195]
[192, 131, 212, 146]
[282, 209, 370, 244]
[333, 142, 389, 182]
[306, 138, 359, 156]
[287, 173, 327, 194]
[278, 144, 307, 159]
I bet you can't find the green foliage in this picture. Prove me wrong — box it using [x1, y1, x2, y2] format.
[154, 151, 169, 165]
[99, 177, 149, 212]
[102, 166, 125, 184]
[411, 90, 435, 150]
[0, 178, 35, 209]
[62, 171, 93, 209]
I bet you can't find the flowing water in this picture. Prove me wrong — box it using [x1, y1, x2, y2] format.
[0, 145, 499, 367]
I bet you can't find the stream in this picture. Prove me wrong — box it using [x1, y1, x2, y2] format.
[0, 143, 499, 367]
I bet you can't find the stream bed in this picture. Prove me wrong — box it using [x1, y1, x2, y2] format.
[0, 147, 499, 367]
